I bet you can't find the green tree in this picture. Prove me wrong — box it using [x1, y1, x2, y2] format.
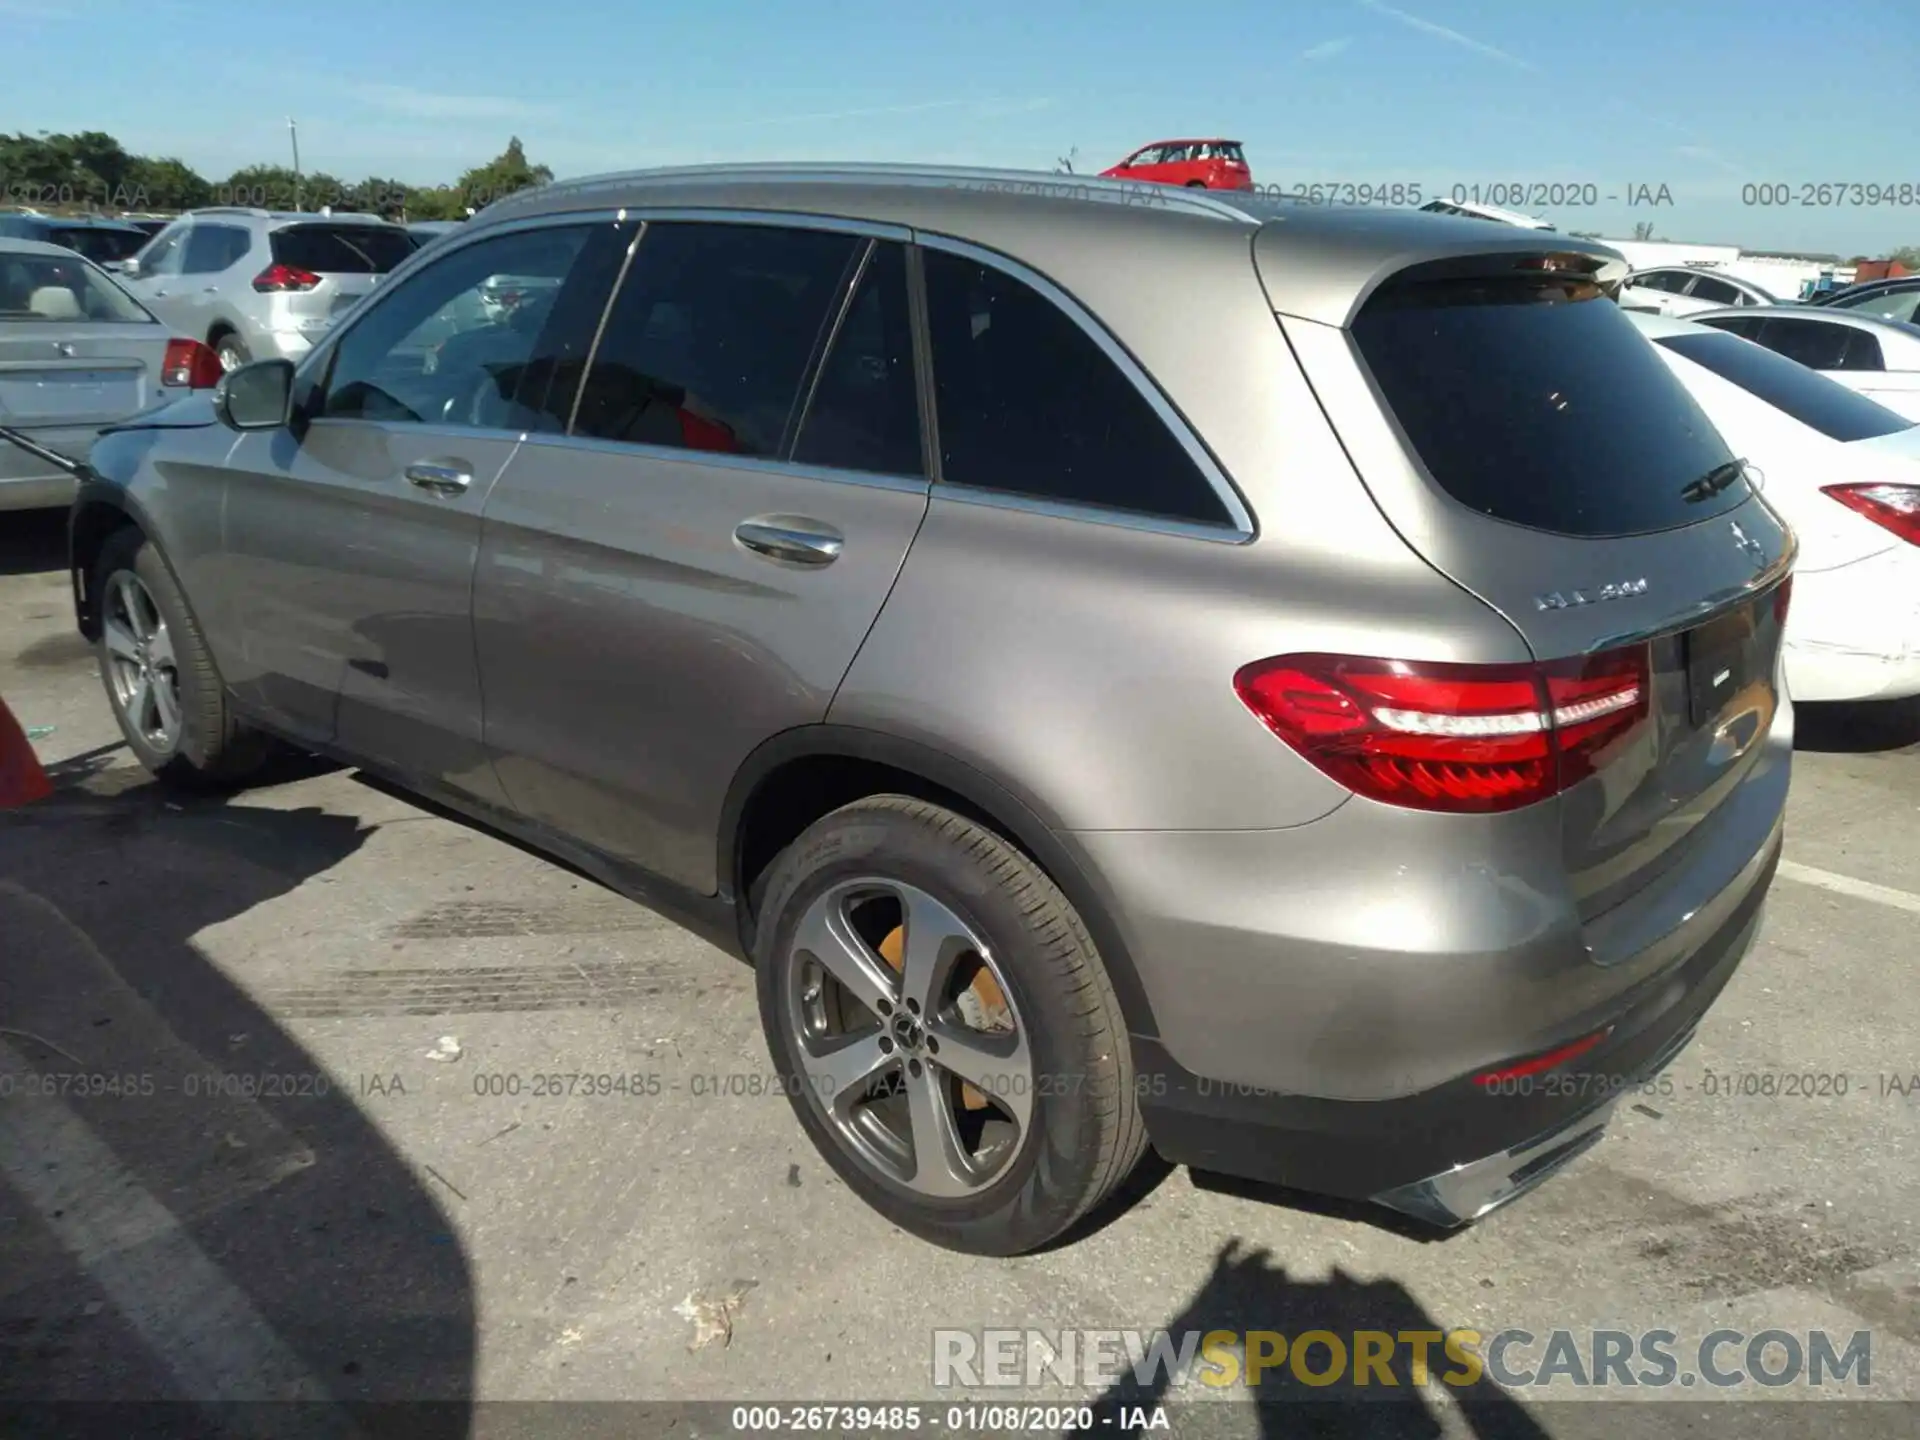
[451, 136, 552, 213]
[120, 157, 211, 211]
[1890, 245, 1920, 268]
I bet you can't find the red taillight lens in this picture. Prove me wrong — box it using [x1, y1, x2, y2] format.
[1821, 483, 1920, 546]
[160, 338, 222, 389]
[251, 263, 321, 293]
[1233, 649, 1649, 813]
[1772, 574, 1793, 626]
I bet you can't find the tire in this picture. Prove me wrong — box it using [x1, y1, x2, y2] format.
[93, 527, 269, 789]
[754, 796, 1147, 1255]
[213, 331, 251, 372]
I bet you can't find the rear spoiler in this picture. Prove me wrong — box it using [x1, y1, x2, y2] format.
[0, 425, 92, 480]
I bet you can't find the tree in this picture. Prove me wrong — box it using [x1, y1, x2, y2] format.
[1890, 246, 1920, 268]
[121, 157, 211, 211]
[1056, 147, 1079, 175]
[1631, 221, 1662, 242]
[222, 164, 305, 209]
[451, 136, 553, 213]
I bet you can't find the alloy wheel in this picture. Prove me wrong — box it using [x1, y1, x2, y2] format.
[785, 877, 1034, 1198]
[103, 571, 183, 753]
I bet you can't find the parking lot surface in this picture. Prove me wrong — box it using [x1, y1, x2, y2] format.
[2, 509, 1917, 1437]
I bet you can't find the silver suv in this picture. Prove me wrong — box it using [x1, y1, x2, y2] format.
[116, 208, 415, 372]
[58, 166, 1794, 1255]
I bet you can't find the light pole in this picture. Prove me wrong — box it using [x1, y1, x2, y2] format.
[288, 117, 302, 211]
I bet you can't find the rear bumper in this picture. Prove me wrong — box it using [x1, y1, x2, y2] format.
[1786, 546, 1920, 702]
[1133, 832, 1775, 1220]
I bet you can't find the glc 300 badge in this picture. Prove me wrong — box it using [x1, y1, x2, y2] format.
[1535, 578, 1649, 611]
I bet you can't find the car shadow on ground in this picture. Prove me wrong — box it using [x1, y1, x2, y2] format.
[0, 765, 474, 1438]
[1793, 696, 1920, 754]
[0, 508, 69, 579]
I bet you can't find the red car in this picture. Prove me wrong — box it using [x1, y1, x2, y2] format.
[1100, 139, 1253, 191]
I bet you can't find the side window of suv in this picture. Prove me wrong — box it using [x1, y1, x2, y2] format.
[919, 247, 1234, 526]
[790, 241, 922, 476]
[315, 223, 601, 431]
[182, 224, 250, 275]
[137, 224, 187, 277]
[572, 221, 865, 458]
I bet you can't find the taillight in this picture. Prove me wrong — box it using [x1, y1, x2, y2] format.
[1473, 1027, 1613, 1089]
[252, 263, 321, 293]
[1772, 574, 1793, 625]
[1232, 648, 1649, 813]
[160, 338, 222, 389]
[1821, 483, 1920, 546]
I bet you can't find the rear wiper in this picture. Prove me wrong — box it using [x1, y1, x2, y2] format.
[1680, 458, 1747, 504]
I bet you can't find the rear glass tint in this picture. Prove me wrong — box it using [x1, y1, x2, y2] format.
[53, 227, 146, 264]
[1353, 276, 1747, 536]
[1657, 331, 1914, 442]
[271, 225, 413, 274]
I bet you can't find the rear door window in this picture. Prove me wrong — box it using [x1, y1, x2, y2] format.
[182, 224, 250, 274]
[572, 221, 863, 458]
[1848, 290, 1920, 324]
[790, 241, 922, 476]
[920, 247, 1233, 525]
[271, 224, 414, 275]
[1353, 272, 1746, 536]
[1836, 329, 1885, 371]
[1752, 317, 1852, 369]
[1655, 331, 1913, 442]
[1688, 275, 1741, 305]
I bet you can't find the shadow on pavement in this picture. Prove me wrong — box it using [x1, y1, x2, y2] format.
[1071, 1238, 1549, 1439]
[0, 509, 69, 579]
[0, 765, 475, 1438]
[1793, 696, 1920, 754]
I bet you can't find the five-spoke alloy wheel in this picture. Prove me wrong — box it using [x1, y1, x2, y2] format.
[756, 797, 1147, 1255]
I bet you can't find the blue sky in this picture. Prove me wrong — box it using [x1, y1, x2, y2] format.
[5, 0, 1918, 253]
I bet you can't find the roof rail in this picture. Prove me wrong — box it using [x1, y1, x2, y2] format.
[475, 163, 1264, 227]
[189, 206, 273, 217]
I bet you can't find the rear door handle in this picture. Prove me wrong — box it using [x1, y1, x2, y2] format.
[734, 516, 843, 566]
[405, 461, 473, 496]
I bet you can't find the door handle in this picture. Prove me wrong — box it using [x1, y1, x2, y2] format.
[405, 461, 473, 496]
[734, 517, 843, 566]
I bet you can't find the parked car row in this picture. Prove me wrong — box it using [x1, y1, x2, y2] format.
[4, 167, 1806, 1256]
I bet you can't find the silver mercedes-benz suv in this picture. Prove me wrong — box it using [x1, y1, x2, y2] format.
[116, 207, 414, 373]
[49, 165, 1793, 1255]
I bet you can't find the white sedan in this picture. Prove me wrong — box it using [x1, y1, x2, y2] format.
[1684, 304, 1920, 421]
[1618, 266, 1777, 317]
[1629, 310, 1920, 703]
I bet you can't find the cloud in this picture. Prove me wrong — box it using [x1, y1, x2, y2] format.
[346, 83, 551, 122]
[1301, 37, 1353, 61]
[1356, 0, 1539, 71]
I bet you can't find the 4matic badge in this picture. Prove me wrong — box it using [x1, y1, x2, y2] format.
[1535, 578, 1649, 611]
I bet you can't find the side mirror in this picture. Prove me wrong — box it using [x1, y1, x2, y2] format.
[214, 359, 296, 430]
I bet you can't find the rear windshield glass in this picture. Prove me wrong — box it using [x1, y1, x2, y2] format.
[270, 225, 413, 274]
[0, 248, 153, 323]
[1657, 331, 1914, 443]
[53, 227, 147, 264]
[1353, 275, 1747, 536]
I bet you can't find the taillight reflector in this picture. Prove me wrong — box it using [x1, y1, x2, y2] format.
[1821, 483, 1920, 546]
[252, 263, 321, 293]
[1233, 648, 1649, 813]
[160, 338, 222, 389]
[1473, 1027, 1613, 1088]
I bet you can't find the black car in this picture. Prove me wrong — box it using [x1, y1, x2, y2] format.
[0, 215, 151, 266]
[1808, 274, 1920, 324]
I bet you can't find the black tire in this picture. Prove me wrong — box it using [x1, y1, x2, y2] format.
[93, 527, 269, 789]
[754, 796, 1148, 1255]
[213, 331, 251, 372]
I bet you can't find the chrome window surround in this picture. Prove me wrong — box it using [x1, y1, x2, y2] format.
[294, 205, 1257, 540]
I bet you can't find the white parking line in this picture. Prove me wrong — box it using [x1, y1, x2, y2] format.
[1777, 859, 1920, 916]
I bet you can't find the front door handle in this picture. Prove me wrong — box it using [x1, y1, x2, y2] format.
[734, 516, 843, 566]
[405, 461, 473, 496]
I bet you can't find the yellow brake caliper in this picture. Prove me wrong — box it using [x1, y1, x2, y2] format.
[877, 925, 1007, 1111]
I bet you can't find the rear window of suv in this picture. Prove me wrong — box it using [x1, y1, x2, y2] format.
[270, 224, 414, 274]
[1656, 331, 1914, 442]
[1353, 274, 1748, 536]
